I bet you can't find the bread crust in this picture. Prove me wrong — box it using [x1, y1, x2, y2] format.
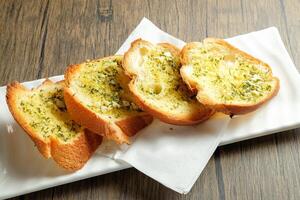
[180, 38, 280, 115]
[127, 85, 214, 125]
[123, 39, 215, 125]
[6, 80, 102, 171]
[64, 56, 153, 144]
[50, 129, 101, 170]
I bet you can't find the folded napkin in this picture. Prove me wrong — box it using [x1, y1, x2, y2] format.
[100, 18, 231, 193]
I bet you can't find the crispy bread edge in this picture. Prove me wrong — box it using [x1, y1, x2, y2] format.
[64, 56, 153, 144]
[6, 80, 102, 170]
[123, 39, 215, 125]
[180, 39, 280, 115]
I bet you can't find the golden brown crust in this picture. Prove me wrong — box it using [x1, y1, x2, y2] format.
[180, 39, 280, 115]
[6, 81, 52, 158]
[50, 129, 102, 171]
[64, 86, 130, 144]
[204, 77, 280, 115]
[128, 82, 215, 125]
[6, 80, 102, 171]
[123, 39, 215, 125]
[116, 114, 153, 137]
[64, 56, 153, 144]
[181, 42, 201, 66]
[122, 39, 146, 78]
[158, 43, 181, 57]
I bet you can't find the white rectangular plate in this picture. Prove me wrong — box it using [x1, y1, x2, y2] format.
[1, 18, 300, 199]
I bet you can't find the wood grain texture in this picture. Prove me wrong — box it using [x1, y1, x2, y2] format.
[1, 0, 299, 199]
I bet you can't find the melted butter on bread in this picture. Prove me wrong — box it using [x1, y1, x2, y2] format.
[70, 56, 142, 120]
[17, 83, 81, 142]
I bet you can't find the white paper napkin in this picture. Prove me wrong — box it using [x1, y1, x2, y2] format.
[110, 18, 230, 193]
[105, 17, 300, 194]
[115, 116, 228, 194]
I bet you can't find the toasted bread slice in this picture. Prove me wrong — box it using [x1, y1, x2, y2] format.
[64, 55, 153, 144]
[181, 38, 280, 115]
[123, 39, 215, 125]
[6, 80, 102, 171]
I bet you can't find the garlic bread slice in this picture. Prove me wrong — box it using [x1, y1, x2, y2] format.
[64, 55, 153, 144]
[6, 80, 102, 170]
[181, 38, 280, 115]
[123, 39, 214, 125]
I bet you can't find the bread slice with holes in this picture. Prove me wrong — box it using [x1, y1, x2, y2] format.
[122, 39, 214, 125]
[64, 55, 153, 144]
[180, 38, 280, 115]
[6, 80, 102, 171]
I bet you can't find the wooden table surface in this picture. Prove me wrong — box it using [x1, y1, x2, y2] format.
[1, 0, 300, 199]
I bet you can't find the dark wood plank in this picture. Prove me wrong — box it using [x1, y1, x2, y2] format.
[38, 0, 113, 78]
[0, 0, 51, 85]
[278, 0, 300, 69]
[1, 0, 300, 199]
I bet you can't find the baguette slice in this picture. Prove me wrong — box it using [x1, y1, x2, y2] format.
[123, 39, 214, 125]
[6, 80, 102, 171]
[181, 38, 280, 115]
[64, 55, 153, 144]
